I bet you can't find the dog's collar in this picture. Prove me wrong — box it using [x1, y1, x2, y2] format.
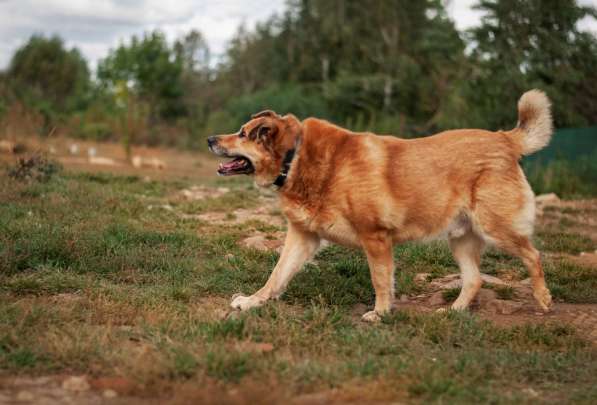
[273, 148, 296, 189]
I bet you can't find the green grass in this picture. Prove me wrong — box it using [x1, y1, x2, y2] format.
[0, 167, 596, 402]
[536, 231, 595, 255]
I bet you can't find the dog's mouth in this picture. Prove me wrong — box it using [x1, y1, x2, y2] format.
[217, 156, 255, 176]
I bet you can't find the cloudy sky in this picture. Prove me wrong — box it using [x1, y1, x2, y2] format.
[0, 0, 596, 71]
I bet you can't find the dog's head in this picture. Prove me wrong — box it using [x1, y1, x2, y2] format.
[207, 110, 301, 187]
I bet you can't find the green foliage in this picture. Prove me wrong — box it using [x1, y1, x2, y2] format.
[5, 35, 91, 134]
[97, 31, 185, 121]
[1, 2, 596, 193]
[525, 150, 597, 198]
[465, 0, 597, 129]
[228, 84, 330, 125]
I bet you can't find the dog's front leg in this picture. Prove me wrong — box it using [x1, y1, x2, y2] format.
[231, 223, 320, 311]
[361, 233, 395, 322]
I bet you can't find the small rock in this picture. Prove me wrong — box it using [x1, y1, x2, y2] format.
[16, 390, 35, 401]
[89, 156, 118, 166]
[480, 274, 509, 286]
[399, 294, 409, 303]
[239, 234, 284, 252]
[131, 155, 143, 168]
[103, 389, 118, 398]
[62, 376, 90, 392]
[432, 273, 509, 290]
[180, 185, 228, 200]
[428, 291, 446, 306]
[488, 299, 523, 315]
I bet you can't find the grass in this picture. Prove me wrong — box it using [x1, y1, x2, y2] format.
[0, 165, 596, 403]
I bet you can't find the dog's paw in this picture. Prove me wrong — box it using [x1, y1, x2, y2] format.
[230, 294, 265, 311]
[361, 310, 382, 323]
[533, 288, 553, 313]
[449, 303, 469, 311]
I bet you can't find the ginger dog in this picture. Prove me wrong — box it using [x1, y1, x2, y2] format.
[208, 90, 553, 321]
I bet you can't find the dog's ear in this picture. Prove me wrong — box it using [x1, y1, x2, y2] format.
[251, 110, 279, 119]
[258, 125, 275, 138]
[248, 124, 277, 141]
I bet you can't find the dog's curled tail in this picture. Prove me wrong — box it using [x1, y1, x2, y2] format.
[513, 89, 553, 155]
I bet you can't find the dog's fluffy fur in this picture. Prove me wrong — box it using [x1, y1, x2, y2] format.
[209, 90, 553, 321]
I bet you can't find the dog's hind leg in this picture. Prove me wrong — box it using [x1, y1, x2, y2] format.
[230, 223, 320, 311]
[361, 233, 395, 322]
[446, 230, 485, 311]
[473, 171, 552, 312]
[479, 225, 551, 312]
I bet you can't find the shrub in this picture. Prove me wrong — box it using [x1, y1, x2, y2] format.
[7, 154, 62, 183]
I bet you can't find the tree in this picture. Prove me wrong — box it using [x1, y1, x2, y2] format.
[175, 30, 210, 74]
[217, 0, 465, 134]
[97, 30, 185, 122]
[8, 35, 90, 118]
[466, 0, 597, 128]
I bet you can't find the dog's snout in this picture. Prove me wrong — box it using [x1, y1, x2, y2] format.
[207, 136, 217, 148]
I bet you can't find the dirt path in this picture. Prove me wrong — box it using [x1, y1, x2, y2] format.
[0, 136, 221, 181]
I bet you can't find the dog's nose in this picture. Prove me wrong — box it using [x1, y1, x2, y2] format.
[207, 136, 217, 148]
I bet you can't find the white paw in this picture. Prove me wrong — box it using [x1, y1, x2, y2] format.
[361, 310, 382, 323]
[450, 303, 469, 311]
[230, 294, 265, 311]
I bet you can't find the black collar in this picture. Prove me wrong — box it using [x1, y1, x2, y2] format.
[273, 148, 295, 188]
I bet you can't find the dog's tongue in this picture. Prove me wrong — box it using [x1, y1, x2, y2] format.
[219, 157, 246, 172]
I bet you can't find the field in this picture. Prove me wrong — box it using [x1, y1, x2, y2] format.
[1, 141, 597, 404]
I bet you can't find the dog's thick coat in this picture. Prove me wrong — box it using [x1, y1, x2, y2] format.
[209, 90, 553, 321]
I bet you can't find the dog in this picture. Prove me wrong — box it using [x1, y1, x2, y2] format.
[207, 90, 553, 322]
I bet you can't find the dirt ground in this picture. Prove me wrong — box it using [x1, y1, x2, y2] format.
[0, 136, 220, 181]
[1, 137, 596, 404]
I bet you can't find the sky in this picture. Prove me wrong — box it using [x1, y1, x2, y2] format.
[0, 0, 596, 71]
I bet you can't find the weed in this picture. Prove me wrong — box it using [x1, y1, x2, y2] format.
[7, 154, 61, 182]
[494, 286, 516, 300]
[442, 288, 461, 302]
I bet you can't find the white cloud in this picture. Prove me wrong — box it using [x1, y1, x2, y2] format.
[0, 0, 595, 70]
[0, 0, 286, 70]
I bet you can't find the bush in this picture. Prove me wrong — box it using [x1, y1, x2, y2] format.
[227, 84, 330, 124]
[525, 151, 597, 198]
[7, 154, 62, 183]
